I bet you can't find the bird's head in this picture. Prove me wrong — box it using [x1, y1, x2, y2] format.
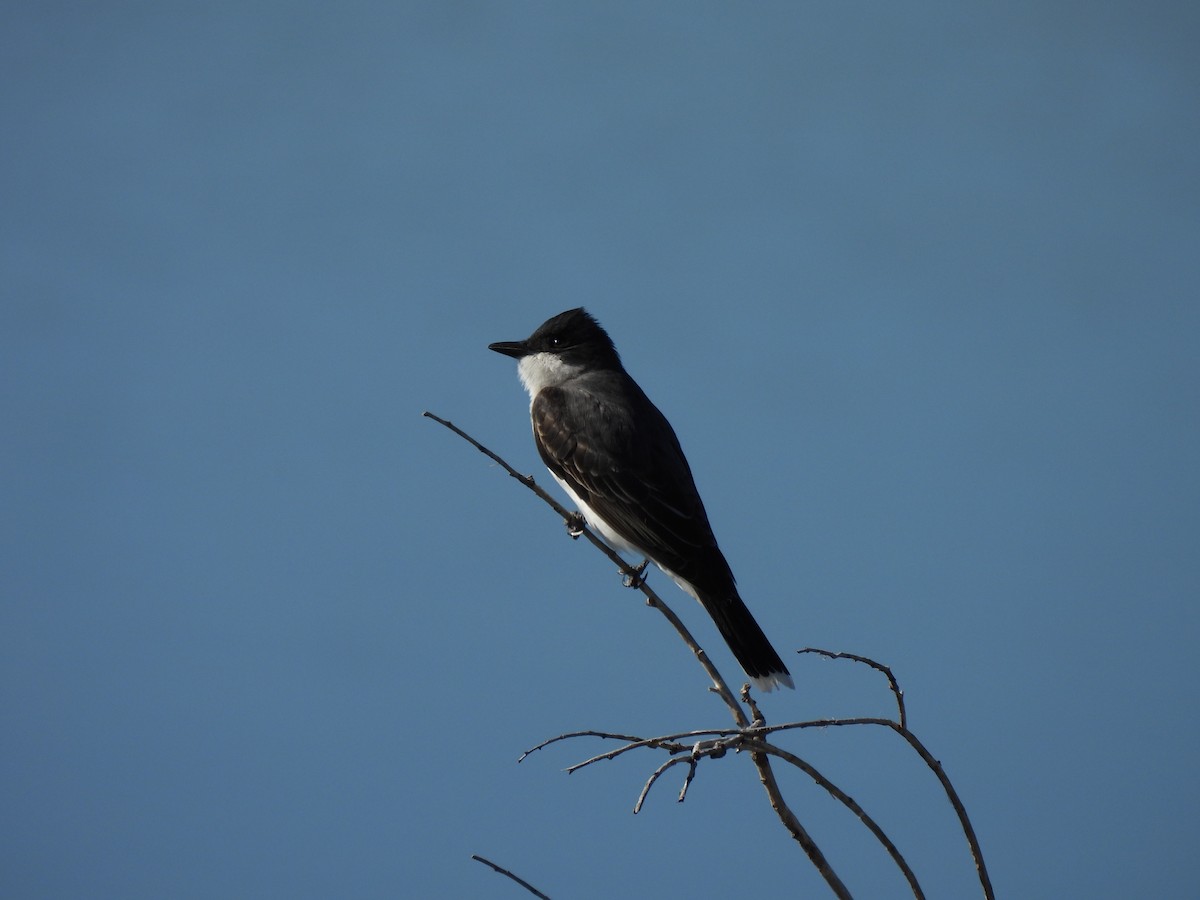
[489, 308, 622, 396]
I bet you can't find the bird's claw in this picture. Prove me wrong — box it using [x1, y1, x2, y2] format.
[566, 513, 586, 539]
[622, 559, 650, 589]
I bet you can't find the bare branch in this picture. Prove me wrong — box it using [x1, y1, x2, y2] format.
[735, 680, 855, 894]
[886, 724, 995, 899]
[633, 755, 692, 813]
[677, 750, 701, 803]
[471, 854, 552, 900]
[565, 737, 688, 775]
[755, 742, 925, 899]
[797, 647, 907, 729]
[746, 746, 854, 899]
[631, 738, 739, 813]
[522, 727, 756, 774]
[740, 683, 765, 725]
[731, 683, 858, 893]
[518, 730, 648, 763]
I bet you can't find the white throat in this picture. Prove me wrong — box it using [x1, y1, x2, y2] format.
[516, 352, 583, 398]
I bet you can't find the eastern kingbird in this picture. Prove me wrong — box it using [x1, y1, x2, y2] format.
[489, 308, 793, 692]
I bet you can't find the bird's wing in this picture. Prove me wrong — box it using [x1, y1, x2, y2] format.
[531, 381, 719, 572]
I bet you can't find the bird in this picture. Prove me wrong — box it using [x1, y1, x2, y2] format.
[488, 308, 793, 692]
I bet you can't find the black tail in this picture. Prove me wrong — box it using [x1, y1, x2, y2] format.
[701, 592, 794, 692]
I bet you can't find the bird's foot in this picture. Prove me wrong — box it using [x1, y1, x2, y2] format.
[565, 512, 586, 539]
[622, 559, 650, 589]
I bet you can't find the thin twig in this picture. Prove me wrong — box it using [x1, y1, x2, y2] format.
[887, 724, 994, 899]
[633, 755, 692, 813]
[518, 730, 648, 763]
[755, 742, 925, 899]
[678, 754, 700, 803]
[423, 411, 566, 513]
[565, 737, 688, 774]
[747, 746, 854, 899]
[798, 647, 907, 728]
[471, 854, 552, 900]
[522, 727, 751, 773]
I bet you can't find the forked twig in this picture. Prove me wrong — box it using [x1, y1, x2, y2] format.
[634, 755, 692, 814]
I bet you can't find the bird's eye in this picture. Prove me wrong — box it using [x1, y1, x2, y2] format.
[549, 337, 561, 347]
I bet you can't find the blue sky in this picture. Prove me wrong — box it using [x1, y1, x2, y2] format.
[3, 3, 1197, 897]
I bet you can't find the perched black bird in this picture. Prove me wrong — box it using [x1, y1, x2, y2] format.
[489, 308, 793, 691]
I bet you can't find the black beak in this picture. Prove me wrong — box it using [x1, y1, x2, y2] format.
[488, 340, 527, 359]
